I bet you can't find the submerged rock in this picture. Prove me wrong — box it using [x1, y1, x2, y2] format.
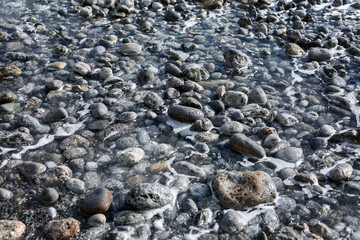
[212, 170, 277, 209]
[168, 105, 204, 123]
[183, 64, 210, 82]
[223, 49, 252, 68]
[328, 163, 353, 182]
[120, 43, 142, 56]
[126, 183, 174, 210]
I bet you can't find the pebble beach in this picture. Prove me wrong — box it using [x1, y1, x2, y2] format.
[0, 0, 360, 239]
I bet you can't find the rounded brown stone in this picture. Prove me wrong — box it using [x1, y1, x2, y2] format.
[212, 170, 277, 210]
[80, 188, 112, 216]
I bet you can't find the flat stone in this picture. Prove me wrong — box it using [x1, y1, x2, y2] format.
[18, 161, 47, 178]
[46, 62, 67, 70]
[0, 103, 21, 113]
[116, 147, 145, 166]
[63, 147, 87, 160]
[44, 108, 68, 123]
[60, 135, 90, 150]
[285, 43, 305, 57]
[195, 132, 219, 143]
[223, 49, 252, 68]
[0, 64, 21, 78]
[330, 129, 360, 144]
[308, 48, 332, 62]
[173, 161, 207, 180]
[46, 218, 80, 239]
[80, 188, 112, 216]
[73, 62, 91, 76]
[229, 133, 266, 159]
[276, 113, 298, 127]
[212, 170, 277, 209]
[275, 147, 303, 163]
[168, 105, 204, 123]
[120, 43, 142, 56]
[0, 220, 26, 240]
[125, 183, 174, 210]
[183, 64, 210, 82]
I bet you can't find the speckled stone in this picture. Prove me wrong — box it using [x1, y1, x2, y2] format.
[46, 218, 80, 239]
[212, 170, 277, 209]
[116, 147, 145, 166]
[126, 183, 174, 210]
[0, 220, 26, 240]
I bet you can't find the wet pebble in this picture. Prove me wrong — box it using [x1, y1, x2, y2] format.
[126, 183, 174, 210]
[173, 161, 207, 180]
[43, 108, 68, 123]
[90, 103, 108, 118]
[80, 188, 112, 216]
[120, 43, 142, 56]
[220, 121, 243, 136]
[308, 48, 332, 62]
[276, 113, 299, 127]
[63, 147, 87, 160]
[87, 213, 106, 227]
[229, 133, 266, 159]
[183, 64, 210, 82]
[41, 188, 59, 203]
[328, 163, 353, 182]
[223, 49, 252, 68]
[0, 188, 13, 201]
[219, 210, 245, 233]
[223, 91, 248, 107]
[212, 170, 277, 209]
[116, 147, 145, 166]
[18, 161, 46, 178]
[73, 62, 91, 76]
[46, 218, 80, 239]
[168, 105, 204, 123]
[65, 178, 87, 194]
[275, 147, 303, 163]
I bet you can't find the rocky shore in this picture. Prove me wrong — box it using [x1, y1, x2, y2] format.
[0, 0, 360, 239]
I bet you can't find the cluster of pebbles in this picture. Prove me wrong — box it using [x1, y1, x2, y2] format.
[0, 0, 360, 238]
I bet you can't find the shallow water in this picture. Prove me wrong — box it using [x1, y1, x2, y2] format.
[1, 0, 360, 238]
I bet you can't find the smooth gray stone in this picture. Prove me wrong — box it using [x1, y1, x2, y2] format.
[229, 133, 266, 159]
[168, 105, 204, 123]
